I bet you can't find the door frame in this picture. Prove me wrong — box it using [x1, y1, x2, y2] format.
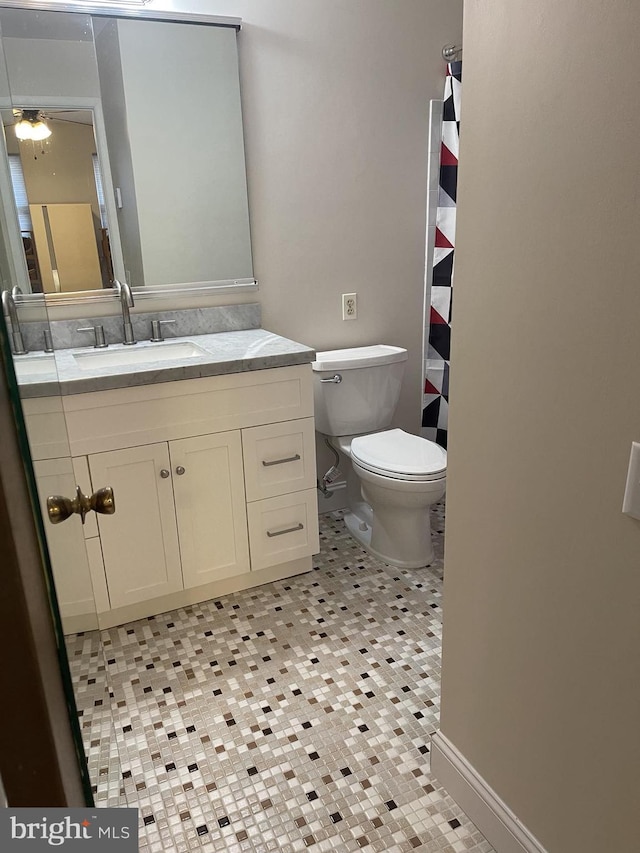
[0, 337, 87, 806]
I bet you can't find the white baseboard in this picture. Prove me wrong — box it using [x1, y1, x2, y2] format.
[430, 731, 547, 853]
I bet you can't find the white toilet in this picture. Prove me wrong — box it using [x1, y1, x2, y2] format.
[312, 345, 446, 568]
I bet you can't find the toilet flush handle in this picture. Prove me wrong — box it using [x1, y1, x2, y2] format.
[320, 373, 342, 384]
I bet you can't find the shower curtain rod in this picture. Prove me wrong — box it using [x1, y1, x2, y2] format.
[442, 44, 462, 61]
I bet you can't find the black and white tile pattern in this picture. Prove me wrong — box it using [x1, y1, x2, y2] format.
[67, 503, 493, 852]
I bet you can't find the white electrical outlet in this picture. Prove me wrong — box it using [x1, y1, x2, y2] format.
[342, 292, 357, 320]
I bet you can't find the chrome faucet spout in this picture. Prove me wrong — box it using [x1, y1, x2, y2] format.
[2, 288, 27, 355]
[113, 279, 137, 345]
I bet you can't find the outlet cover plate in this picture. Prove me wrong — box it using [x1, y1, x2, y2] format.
[622, 441, 640, 519]
[342, 293, 357, 320]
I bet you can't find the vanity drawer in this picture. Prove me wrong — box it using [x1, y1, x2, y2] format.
[22, 397, 71, 461]
[62, 364, 314, 455]
[247, 489, 319, 571]
[242, 417, 316, 501]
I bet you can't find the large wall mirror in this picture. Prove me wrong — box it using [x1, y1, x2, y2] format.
[0, 5, 254, 299]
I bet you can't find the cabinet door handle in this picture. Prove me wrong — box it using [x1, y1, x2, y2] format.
[47, 485, 115, 525]
[175, 466, 186, 475]
[262, 453, 301, 468]
[266, 522, 304, 538]
[160, 469, 170, 479]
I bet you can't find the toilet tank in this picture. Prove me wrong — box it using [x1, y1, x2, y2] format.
[311, 345, 408, 436]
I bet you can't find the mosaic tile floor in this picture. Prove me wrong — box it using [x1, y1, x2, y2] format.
[67, 503, 494, 853]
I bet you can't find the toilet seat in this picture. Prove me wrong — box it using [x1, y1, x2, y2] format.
[350, 429, 447, 482]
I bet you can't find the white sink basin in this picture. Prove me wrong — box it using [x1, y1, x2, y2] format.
[13, 354, 57, 380]
[73, 341, 208, 371]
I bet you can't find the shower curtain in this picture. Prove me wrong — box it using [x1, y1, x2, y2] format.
[422, 60, 462, 449]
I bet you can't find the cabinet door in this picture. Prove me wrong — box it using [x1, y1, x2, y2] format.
[89, 443, 182, 609]
[33, 458, 97, 630]
[170, 431, 249, 588]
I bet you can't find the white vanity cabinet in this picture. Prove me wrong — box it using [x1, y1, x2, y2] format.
[27, 401, 106, 633]
[87, 442, 185, 610]
[23, 363, 319, 631]
[32, 456, 99, 626]
[170, 431, 250, 590]
[242, 418, 319, 570]
[89, 430, 251, 610]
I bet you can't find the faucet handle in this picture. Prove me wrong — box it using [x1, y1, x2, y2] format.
[150, 318, 176, 342]
[77, 325, 107, 349]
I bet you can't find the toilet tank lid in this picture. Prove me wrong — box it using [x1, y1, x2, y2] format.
[312, 345, 408, 371]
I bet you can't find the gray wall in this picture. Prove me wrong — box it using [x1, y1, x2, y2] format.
[439, 1, 640, 851]
[168, 0, 464, 435]
[33, 0, 463, 437]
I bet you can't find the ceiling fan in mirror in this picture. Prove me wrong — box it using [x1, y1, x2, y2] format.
[12, 107, 94, 142]
[13, 108, 51, 141]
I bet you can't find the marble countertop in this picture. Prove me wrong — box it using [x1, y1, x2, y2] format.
[13, 329, 316, 398]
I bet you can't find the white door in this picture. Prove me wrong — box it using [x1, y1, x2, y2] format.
[170, 431, 249, 588]
[89, 442, 183, 609]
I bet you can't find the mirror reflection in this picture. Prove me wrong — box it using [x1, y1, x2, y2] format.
[3, 107, 113, 292]
[0, 8, 253, 295]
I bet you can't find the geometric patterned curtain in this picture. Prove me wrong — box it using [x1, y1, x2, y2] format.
[422, 60, 462, 449]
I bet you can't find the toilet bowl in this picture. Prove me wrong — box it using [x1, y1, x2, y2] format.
[337, 429, 446, 568]
[312, 345, 447, 568]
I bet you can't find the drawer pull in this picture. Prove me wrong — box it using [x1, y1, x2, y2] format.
[262, 453, 301, 468]
[266, 522, 304, 538]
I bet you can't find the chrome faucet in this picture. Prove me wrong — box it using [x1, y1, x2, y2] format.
[113, 279, 136, 345]
[2, 286, 27, 355]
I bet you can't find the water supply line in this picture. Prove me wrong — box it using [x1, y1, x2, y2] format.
[317, 437, 342, 499]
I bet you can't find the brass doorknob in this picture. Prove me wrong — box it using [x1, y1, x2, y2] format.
[92, 486, 115, 516]
[47, 485, 116, 525]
